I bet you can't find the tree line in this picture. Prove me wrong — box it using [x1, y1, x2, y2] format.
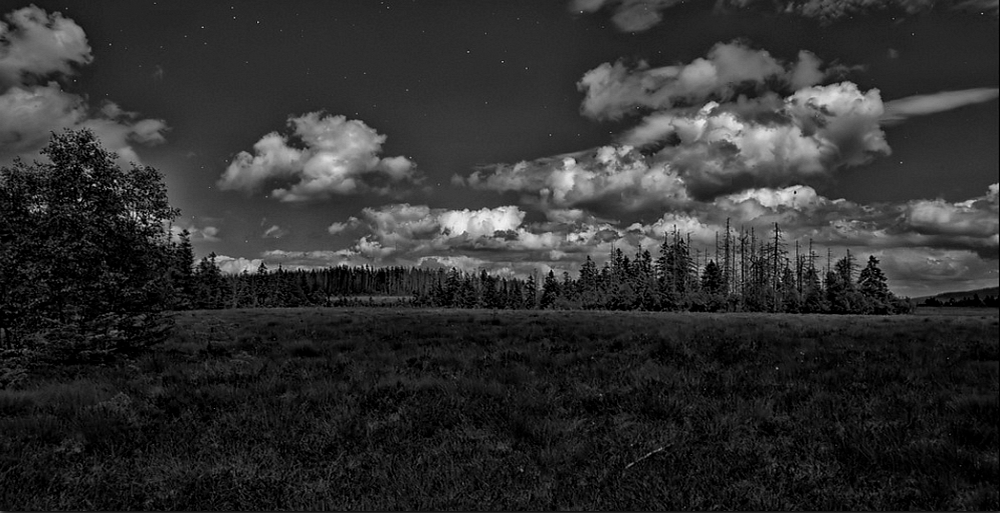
[172, 230, 910, 316]
[1, 130, 912, 363]
[921, 294, 999, 308]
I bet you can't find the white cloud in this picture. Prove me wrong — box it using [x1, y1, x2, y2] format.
[899, 185, 1000, 257]
[218, 112, 423, 202]
[330, 203, 628, 270]
[327, 218, 358, 235]
[471, 80, 890, 210]
[358, 204, 526, 251]
[578, 41, 817, 120]
[214, 255, 264, 275]
[438, 206, 525, 237]
[605, 82, 888, 199]
[465, 145, 690, 215]
[0, 6, 166, 165]
[0, 6, 91, 87]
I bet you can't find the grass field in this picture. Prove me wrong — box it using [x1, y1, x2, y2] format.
[1, 307, 997, 510]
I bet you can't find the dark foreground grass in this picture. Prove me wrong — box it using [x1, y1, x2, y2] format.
[1, 308, 997, 510]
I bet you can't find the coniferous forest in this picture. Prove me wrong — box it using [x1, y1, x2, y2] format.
[174, 229, 913, 316]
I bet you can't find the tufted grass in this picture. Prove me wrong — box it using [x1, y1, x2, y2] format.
[1, 307, 997, 510]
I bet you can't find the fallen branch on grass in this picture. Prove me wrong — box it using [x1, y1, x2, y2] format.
[624, 444, 671, 471]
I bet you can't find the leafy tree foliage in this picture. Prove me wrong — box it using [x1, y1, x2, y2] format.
[1, 130, 179, 359]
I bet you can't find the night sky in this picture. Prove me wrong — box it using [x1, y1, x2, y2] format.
[2, 0, 997, 297]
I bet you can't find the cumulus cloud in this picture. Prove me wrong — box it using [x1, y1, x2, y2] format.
[571, 0, 997, 32]
[358, 204, 526, 252]
[578, 42, 836, 120]
[323, 203, 631, 271]
[899, 185, 1000, 258]
[471, 80, 892, 207]
[327, 218, 359, 235]
[464, 36, 996, 244]
[214, 255, 264, 275]
[632, 82, 888, 198]
[0, 5, 91, 86]
[218, 112, 424, 202]
[881, 88, 1000, 125]
[464, 145, 691, 215]
[0, 6, 166, 165]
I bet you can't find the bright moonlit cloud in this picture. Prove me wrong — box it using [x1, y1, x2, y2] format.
[218, 112, 424, 202]
[0, 6, 167, 165]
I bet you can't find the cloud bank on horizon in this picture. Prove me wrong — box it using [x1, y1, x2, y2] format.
[0, 5, 166, 165]
[250, 181, 998, 296]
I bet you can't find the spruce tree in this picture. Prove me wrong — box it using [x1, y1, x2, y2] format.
[858, 255, 891, 313]
[540, 270, 560, 309]
[524, 272, 539, 309]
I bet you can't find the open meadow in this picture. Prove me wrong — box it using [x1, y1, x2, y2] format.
[1, 307, 997, 510]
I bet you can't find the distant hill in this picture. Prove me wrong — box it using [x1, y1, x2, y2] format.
[914, 286, 999, 303]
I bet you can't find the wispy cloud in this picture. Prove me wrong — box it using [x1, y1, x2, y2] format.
[571, 0, 998, 32]
[262, 224, 288, 239]
[881, 88, 1000, 125]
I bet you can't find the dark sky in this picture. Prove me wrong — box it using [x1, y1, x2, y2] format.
[2, 0, 998, 296]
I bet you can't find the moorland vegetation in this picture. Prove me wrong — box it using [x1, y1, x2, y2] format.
[1, 308, 997, 510]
